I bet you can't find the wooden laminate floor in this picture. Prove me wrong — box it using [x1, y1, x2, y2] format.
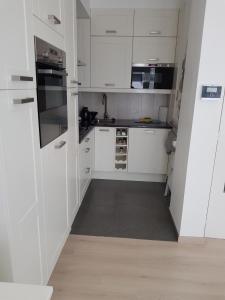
[49, 235, 225, 300]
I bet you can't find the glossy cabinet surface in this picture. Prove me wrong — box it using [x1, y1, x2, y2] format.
[94, 127, 115, 172]
[0, 0, 35, 90]
[91, 8, 134, 37]
[128, 128, 169, 174]
[134, 9, 179, 37]
[91, 37, 132, 89]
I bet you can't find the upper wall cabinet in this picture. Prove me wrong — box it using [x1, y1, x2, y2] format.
[133, 37, 176, 64]
[91, 37, 132, 89]
[91, 9, 134, 36]
[78, 19, 91, 87]
[34, 0, 65, 36]
[134, 9, 179, 37]
[65, 0, 78, 88]
[0, 0, 35, 90]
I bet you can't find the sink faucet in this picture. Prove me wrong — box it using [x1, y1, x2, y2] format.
[102, 93, 109, 120]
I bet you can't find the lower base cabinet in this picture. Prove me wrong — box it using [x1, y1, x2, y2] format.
[41, 133, 68, 277]
[128, 128, 169, 174]
[79, 130, 94, 202]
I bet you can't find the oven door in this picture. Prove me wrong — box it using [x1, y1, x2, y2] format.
[37, 65, 68, 148]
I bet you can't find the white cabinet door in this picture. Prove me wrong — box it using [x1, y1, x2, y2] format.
[95, 127, 115, 172]
[0, 90, 44, 284]
[91, 37, 132, 88]
[65, 0, 78, 88]
[133, 37, 176, 64]
[39, 0, 64, 36]
[78, 19, 91, 87]
[128, 128, 169, 174]
[134, 9, 179, 37]
[41, 133, 68, 275]
[0, 0, 35, 90]
[67, 90, 79, 226]
[91, 9, 134, 36]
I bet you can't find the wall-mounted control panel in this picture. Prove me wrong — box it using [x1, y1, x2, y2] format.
[201, 86, 223, 99]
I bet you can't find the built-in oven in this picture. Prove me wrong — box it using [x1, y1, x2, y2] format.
[35, 37, 68, 148]
[131, 64, 174, 90]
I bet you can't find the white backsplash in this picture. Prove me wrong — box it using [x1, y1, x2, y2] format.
[78, 92, 169, 120]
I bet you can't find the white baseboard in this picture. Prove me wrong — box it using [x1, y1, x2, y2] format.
[92, 171, 166, 183]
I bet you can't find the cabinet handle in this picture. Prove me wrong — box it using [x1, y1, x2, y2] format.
[85, 167, 91, 174]
[149, 31, 161, 35]
[77, 60, 86, 67]
[105, 83, 115, 87]
[99, 129, 110, 132]
[85, 138, 90, 143]
[71, 80, 81, 85]
[144, 130, 155, 134]
[48, 14, 61, 25]
[148, 58, 160, 62]
[55, 140, 66, 149]
[105, 30, 117, 34]
[85, 148, 91, 153]
[13, 98, 34, 105]
[11, 75, 33, 82]
[71, 92, 79, 96]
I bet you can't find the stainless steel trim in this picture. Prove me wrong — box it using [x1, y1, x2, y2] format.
[99, 129, 110, 132]
[149, 31, 161, 35]
[132, 63, 175, 67]
[48, 14, 61, 25]
[37, 86, 67, 91]
[71, 92, 79, 96]
[13, 98, 35, 105]
[71, 80, 81, 85]
[54, 140, 66, 149]
[85, 148, 91, 153]
[148, 58, 160, 62]
[11, 75, 33, 82]
[105, 30, 117, 34]
[38, 69, 68, 76]
[105, 83, 115, 87]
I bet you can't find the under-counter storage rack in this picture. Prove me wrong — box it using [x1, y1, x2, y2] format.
[115, 128, 128, 171]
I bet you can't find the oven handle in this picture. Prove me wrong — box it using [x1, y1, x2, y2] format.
[37, 69, 68, 77]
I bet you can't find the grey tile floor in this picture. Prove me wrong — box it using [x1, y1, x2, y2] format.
[71, 179, 178, 242]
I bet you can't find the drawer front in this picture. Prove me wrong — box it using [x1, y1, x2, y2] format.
[133, 37, 176, 64]
[91, 8, 134, 36]
[134, 9, 179, 37]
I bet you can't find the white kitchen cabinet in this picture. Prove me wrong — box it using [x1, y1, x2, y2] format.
[79, 130, 94, 202]
[78, 19, 91, 87]
[41, 133, 68, 277]
[65, 0, 78, 88]
[91, 37, 132, 89]
[0, 90, 44, 284]
[134, 9, 179, 37]
[91, 8, 134, 37]
[67, 89, 79, 226]
[95, 127, 115, 172]
[128, 128, 169, 174]
[133, 37, 176, 64]
[0, 0, 35, 90]
[35, 0, 65, 36]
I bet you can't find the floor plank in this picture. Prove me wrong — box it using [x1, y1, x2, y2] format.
[49, 235, 225, 300]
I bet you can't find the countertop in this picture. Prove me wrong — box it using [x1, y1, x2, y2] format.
[79, 119, 172, 143]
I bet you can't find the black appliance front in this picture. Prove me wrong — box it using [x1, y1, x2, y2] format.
[131, 65, 174, 90]
[35, 37, 68, 148]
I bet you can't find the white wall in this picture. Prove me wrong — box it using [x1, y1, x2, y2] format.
[90, 0, 183, 9]
[79, 93, 169, 120]
[171, 0, 225, 237]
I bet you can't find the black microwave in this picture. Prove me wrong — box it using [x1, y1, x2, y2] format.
[131, 64, 174, 90]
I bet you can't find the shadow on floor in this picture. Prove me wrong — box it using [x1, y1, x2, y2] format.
[71, 179, 178, 242]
